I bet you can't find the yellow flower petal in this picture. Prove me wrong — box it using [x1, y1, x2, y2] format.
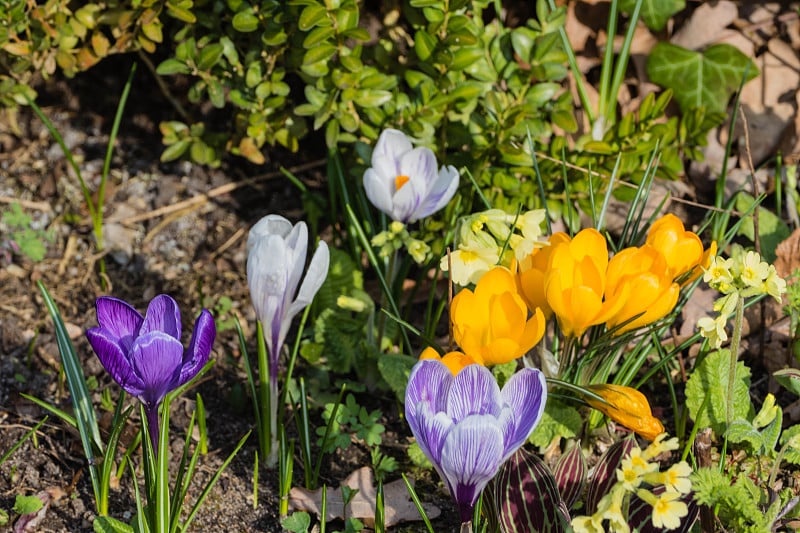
[585, 384, 665, 441]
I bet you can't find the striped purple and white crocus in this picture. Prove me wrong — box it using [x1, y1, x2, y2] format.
[86, 295, 215, 451]
[363, 128, 459, 223]
[405, 359, 547, 527]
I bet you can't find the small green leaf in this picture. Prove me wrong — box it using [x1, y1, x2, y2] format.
[774, 368, 800, 397]
[619, 0, 685, 31]
[298, 4, 329, 31]
[281, 512, 311, 533]
[647, 43, 759, 114]
[303, 26, 335, 48]
[377, 354, 416, 402]
[414, 30, 436, 61]
[197, 43, 224, 70]
[156, 58, 190, 75]
[303, 44, 337, 65]
[528, 399, 581, 447]
[232, 9, 259, 32]
[93, 516, 135, 533]
[160, 138, 192, 162]
[13, 494, 43, 515]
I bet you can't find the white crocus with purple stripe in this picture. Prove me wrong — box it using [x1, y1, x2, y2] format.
[363, 129, 459, 223]
[405, 359, 547, 524]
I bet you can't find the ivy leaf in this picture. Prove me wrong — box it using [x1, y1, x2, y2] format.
[647, 43, 759, 114]
[685, 350, 752, 435]
[281, 512, 311, 533]
[619, 0, 685, 31]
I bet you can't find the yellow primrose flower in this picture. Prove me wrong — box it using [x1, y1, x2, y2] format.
[646, 214, 705, 281]
[571, 515, 606, 533]
[642, 433, 679, 460]
[585, 384, 665, 441]
[419, 347, 476, 375]
[617, 448, 659, 491]
[604, 245, 680, 334]
[655, 461, 693, 494]
[636, 488, 689, 530]
[451, 266, 545, 366]
[697, 315, 728, 349]
[516, 231, 571, 318]
[600, 485, 631, 533]
[544, 228, 626, 337]
[443, 244, 502, 286]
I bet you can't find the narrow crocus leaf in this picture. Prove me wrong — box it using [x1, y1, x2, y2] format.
[585, 436, 636, 514]
[552, 441, 587, 511]
[490, 448, 571, 533]
[629, 485, 699, 533]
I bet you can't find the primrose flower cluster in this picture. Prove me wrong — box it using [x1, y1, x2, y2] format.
[573, 435, 693, 533]
[698, 244, 787, 348]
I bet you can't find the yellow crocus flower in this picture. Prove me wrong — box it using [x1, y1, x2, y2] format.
[544, 228, 625, 337]
[451, 266, 545, 366]
[646, 214, 706, 281]
[604, 245, 680, 334]
[419, 346, 476, 375]
[585, 383, 665, 441]
[516, 231, 570, 318]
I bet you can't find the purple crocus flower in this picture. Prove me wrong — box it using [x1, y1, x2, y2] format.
[363, 129, 459, 223]
[405, 360, 547, 524]
[86, 295, 215, 451]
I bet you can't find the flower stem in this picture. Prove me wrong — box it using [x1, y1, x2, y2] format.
[726, 295, 745, 426]
[144, 404, 160, 455]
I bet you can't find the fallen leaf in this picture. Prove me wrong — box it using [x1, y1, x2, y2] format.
[671, 1, 739, 50]
[288, 466, 441, 527]
[775, 228, 800, 280]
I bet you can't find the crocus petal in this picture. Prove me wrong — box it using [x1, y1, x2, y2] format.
[86, 327, 145, 397]
[179, 309, 216, 386]
[363, 168, 395, 216]
[285, 241, 330, 326]
[440, 414, 504, 509]
[446, 364, 502, 421]
[410, 401, 453, 468]
[391, 173, 422, 222]
[139, 294, 182, 340]
[406, 359, 453, 416]
[94, 297, 143, 351]
[413, 164, 459, 220]
[371, 128, 411, 178]
[499, 368, 547, 458]
[129, 331, 185, 406]
[282, 221, 310, 304]
[246, 214, 293, 250]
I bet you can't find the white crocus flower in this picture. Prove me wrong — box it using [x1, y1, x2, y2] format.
[246, 214, 329, 466]
[247, 214, 330, 370]
[363, 129, 459, 223]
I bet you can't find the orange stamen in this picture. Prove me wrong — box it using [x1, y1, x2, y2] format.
[395, 175, 410, 190]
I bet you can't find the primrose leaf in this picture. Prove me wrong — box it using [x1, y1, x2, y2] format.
[724, 419, 763, 452]
[527, 399, 581, 447]
[647, 43, 758, 114]
[774, 368, 800, 397]
[93, 516, 135, 533]
[377, 353, 416, 403]
[619, 0, 685, 31]
[685, 349, 752, 435]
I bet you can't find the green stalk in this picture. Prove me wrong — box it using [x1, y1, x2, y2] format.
[726, 296, 745, 426]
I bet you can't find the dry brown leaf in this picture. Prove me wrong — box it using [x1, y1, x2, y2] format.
[288, 466, 441, 527]
[775, 228, 800, 279]
[671, 1, 739, 50]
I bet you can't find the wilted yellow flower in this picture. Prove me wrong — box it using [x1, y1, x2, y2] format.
[516, 231, 570, 318]
[544, 229, 624, 337]
[646, 214, 705, 281]
[451, 266, 545, 365]
[604, 246, 680, 333]
[585, 384, 665, 441]
[419, 347, 476, 375]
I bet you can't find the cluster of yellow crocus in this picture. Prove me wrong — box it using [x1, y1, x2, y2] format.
[517, 214, 715, 338]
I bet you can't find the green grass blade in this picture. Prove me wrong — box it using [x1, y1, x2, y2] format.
[401, 474, 435, 533]
[37, 281, 103, 511]
[100, 396, 133, 517]
[157, 400, 171, 533]
[0, 416, 48, 466]
[234, 317, 262, 439]
[19, 393, 76, 427]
